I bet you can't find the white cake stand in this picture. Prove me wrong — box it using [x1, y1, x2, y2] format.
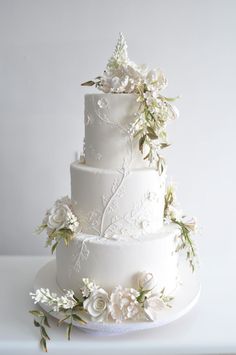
[33, 259, 201, 335]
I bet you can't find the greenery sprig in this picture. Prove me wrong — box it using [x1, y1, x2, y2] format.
[173, 219, 196, 272]
[29, 310, 51, 352]
[30, 290, 86, 352]
[35, 225, 74, 254]
[158, 287, 175, 307]
[131, 86, 178, 174]
[57, 296, 85, 341]
[137, 286, 174, 308]
[164, 185, 198, 272]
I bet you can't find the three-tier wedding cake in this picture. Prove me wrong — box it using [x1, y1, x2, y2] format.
[30, 34, 198, 350]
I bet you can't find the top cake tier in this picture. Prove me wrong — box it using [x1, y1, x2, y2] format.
[84, 93, 148, 169]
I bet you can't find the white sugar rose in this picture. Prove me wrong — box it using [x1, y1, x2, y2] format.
[83, 288, 109, 322]
[145, 68, 168, 92]
[138, 272, 156, 291]
[47, 204, 71, 231]
[109, 286, 141, 323]
[144, 295, 166, 321]
[42, 196, 80, 234]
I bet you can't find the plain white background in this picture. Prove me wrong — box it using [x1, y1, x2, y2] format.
[0, 0, 236, 261]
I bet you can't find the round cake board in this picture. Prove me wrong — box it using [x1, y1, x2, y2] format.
[33, 259, 201, 336]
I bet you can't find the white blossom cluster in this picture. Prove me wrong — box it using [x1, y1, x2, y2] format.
[164, 184, 197, 233]
[96, 33, 169, 97]
[30, 288, 77, 312]
[81, 271, 172, 323]
[96, 33, 179, 120]
[42, 196, 80, 235]
[82, 33, 179, 170]
[30, 272, 173, 323]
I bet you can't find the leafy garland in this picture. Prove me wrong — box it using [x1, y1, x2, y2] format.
[164, 185, 197, 272]
[130, 87, 179, 175]
[36, 225, 74, 254]
[30, 273, 174, 352]
[29, 310, 51, 352]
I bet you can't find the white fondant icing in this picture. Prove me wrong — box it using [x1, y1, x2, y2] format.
[56, 224, 180, 295]
[55, 92, 181, 309]
[71, 161, 165, 237]
[84, 94, 149, 169]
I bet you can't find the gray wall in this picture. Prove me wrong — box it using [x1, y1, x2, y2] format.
[1, 0, 236, 255]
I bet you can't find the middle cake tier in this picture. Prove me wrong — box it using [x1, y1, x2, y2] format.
[71, 161, 165, 237]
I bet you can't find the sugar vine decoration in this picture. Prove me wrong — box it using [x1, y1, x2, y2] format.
[164, 184, 198, 271]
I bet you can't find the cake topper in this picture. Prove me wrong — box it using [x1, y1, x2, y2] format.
[82, 33, 180, 174]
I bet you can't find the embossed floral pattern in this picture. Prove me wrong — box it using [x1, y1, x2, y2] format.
[97, 97, 109, 109]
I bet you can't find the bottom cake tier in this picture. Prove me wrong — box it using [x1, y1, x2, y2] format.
[56, 224, 180, 295]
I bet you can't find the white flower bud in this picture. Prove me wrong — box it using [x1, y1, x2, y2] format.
[138, 272, 156, 291]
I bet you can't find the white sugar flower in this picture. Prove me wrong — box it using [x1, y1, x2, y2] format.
[182, 216, 198, 233]
[30, 288, 77, 312]
[144, 295, 166, 321]
[81, 278, 98, 298]
[167, 103, 179, 120]
[138, 272, 156, 291]
[30, 288, 50, 304]
[64, 210, 80, 233]
[100, 64, 144, 94]
[110, 75, 129, 93]
[42, 197, 80, 234]
[109, 286, 141, 323]
[96, 34, 146, 94]
[107, 32, 129, 69]
[47, 204, 71, 231]
[145, 68, 168, 92]
[58, 290, 77, 310]
[83, 288, 109, 322]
